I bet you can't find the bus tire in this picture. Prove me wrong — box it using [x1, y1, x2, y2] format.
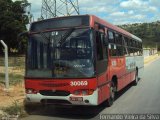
[105, 82, 115, 107]
[133, 70, 138, 86]
[24, 100, 33, 114]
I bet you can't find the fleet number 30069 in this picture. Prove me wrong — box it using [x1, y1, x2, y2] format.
[70, 81, 88, 86]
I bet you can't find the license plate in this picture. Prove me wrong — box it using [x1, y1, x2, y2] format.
[70, 97, 83, 101]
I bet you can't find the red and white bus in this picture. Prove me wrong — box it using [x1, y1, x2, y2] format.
[24, 15, 143, 106]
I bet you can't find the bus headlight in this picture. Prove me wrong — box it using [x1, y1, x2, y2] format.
[26, 88, 38, 94]
[74, 90, 80, 95]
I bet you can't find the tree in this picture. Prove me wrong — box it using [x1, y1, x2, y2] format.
[119, 21, 160, 49]
[0, 0, 29, 54]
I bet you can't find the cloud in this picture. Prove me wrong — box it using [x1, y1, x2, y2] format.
[134, 15, 146, 20]
[120, 0, 147, 9]
[120, 0, 158, 12]
[128, 10, 134, 15]
[79, 0, 119, 15]
[12, 0, 160, 25]
[149, 0, 160, 7]
[110, 11, 125, 17]
[109, 11, 146, 23]
[110, 11, 145, 20]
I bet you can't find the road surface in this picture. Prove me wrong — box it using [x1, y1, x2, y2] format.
[21, 57, 160, 120]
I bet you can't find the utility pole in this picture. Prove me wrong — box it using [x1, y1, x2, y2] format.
[0, 40, 9, 90]
[41, 0, 79, 19]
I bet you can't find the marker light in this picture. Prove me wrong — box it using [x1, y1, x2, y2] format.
[26, 88, 38, 94]
[73, 89, 94, 96]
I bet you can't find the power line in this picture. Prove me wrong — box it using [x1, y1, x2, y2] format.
[41, 0, 79, 19]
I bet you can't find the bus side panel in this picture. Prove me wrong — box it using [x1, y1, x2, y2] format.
[109, 57, 126, 91]
[117, 76, 125, 91]
[124, 56, 136, 84]
[97, 73, 110, 105]
[131, 71, 136, 81]
[125, 72, 132, 86]
[117, 73, 132, 91]
[135, 56, 144, 79]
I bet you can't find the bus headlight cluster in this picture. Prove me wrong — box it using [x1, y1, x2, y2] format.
[73, 89, 94, 96]
[26, 88, 38, 94]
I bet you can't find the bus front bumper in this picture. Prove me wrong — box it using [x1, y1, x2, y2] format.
[25, 89, 98, 106]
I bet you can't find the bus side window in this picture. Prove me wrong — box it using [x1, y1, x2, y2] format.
[96, 31, 103, 60]
[117, 45, 124, 56]
[115, 33, 119, 44]
[108, 31, 114, 43]
[123, 37, 129, 56]
[115, 33, 122, 45]
[110, 44, 116, 56]
[124, 46, 128, 56]
[101, 33, 108, 59]
[119, 34, 123, 45]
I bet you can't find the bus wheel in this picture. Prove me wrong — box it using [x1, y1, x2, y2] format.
[133, 70, 138, 86]
[24, 100, 33, 114]
[106, 82, 115, 107]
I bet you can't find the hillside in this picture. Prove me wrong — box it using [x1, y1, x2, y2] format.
[118, 21, 160, 49]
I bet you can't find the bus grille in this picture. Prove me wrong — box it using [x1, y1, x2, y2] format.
[40, 83, 69, 87]
[41, 99, 71, 105]
[39, 90, 70, 96]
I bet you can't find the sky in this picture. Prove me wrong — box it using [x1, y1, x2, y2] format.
[17, 0, 160, 25]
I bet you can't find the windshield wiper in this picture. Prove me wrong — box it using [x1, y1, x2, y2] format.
[36, 28, 75, 45]
[58, 28, 75, 46]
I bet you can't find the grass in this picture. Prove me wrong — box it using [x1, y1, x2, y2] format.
[1, 101, 28, 118]
[0, 56, 25, 67]
[0, 56, 25, 85]
[0, 73, 24, 85]
[2, 101, 22, 115]
[0, 56, 27, 119]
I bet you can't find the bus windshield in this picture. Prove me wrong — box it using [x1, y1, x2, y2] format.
[26, 28, 95, 78]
